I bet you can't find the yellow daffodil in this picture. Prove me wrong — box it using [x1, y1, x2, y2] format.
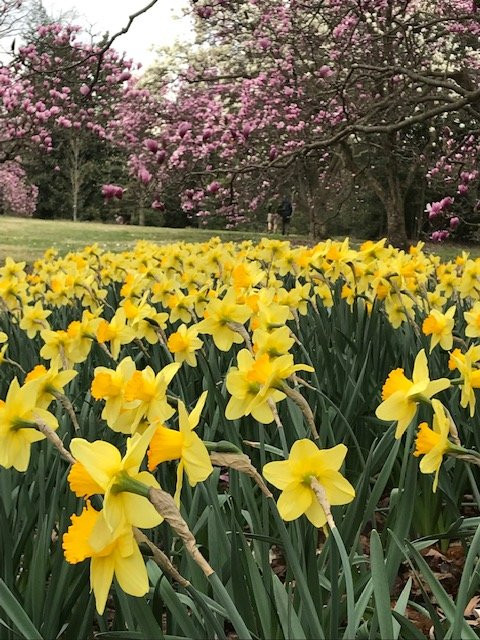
[123, 294, 167, 344]
[123, 362, 181, 427]
[91, 357, 138, 433]
[197, 289, 251, 351]
[464, 301, 480, 338]
[148, 391, 213, 504]
[40, 329, 72, 370]
[252, 326, 294, 357]
[166, 290, 195, 324]
[449, 346, 480, 416]
[384, 293, 416, 329]
[64, 319, 94, 364]
[225, 350, 313, 424]
[19, 301, 51, 338]
[231, 262, 265, 290]
[263, 439, 355, 527]
[0, 377, 58, 471]
[413, 400, 456, 492]
[425, 287, 447, 312]
[24, 364, 77, 409]
[0, 256, 26, 280]
[68, 424, 162, 532]
[314, 282, 334, 307]
[96, 309, 136, 359]
[376, 349, 450, 438]
[225, 351, 285, 423]
[422, 306, 455, 352]
[167, 324, 203, 367]
[250, 301, 290, 332]
[276, 282, 311, 316]
[63, 503, 148, 614]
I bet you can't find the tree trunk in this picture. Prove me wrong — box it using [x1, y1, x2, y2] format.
[69, 138, 81, 222]
[385, 156, 409, 249]
[385, 194, 408, 249]
[138, 192, 146, 226]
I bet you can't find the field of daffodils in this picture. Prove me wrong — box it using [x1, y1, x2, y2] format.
[1, 237, 480, 639]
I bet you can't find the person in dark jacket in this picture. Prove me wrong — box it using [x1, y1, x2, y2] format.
[278, 196, 293, 235]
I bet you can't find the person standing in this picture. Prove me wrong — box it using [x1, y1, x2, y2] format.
[267, 199, 279, 233]
[278, 195, 293, 235]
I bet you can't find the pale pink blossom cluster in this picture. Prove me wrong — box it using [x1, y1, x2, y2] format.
[0, 161, 38, 216]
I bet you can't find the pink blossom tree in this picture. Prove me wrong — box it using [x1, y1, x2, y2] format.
[137, 0, 480, 245]
[0, 160, 37, 216]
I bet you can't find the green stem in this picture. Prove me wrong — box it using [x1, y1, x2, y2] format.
[268, 498, 325, 639]
[208, 572, 252, 640]
[111, 473, 150, 498]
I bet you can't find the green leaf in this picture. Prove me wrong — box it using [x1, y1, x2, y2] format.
[0, 579, 44, 640]
[393, 577, 412, 639]
[451, 518, 480, 638]
[391, 611, 427, 640]
[400, 538, 478, 640]
[272, 573, 307, 640]
[343, 578, 373, 640]
[370, 529, 394, 640]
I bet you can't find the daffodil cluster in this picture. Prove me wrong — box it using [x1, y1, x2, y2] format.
[4, 235, 480, 617]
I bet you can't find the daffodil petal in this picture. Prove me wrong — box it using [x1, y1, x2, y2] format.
[122, 422, 157, 472]
[304, 495, 327, 528]
[91, 555, 115, 614]
[188, 390, 208, 431]
[263, 460, 294, 490]
[70, 439, 122, 489]
[182, 433, 213, 485]
[321, 470, 356, 505]
[412, 349, 428, 383]
[289, 439, 320, 462]
[114, 540, 149, 598]
[277, 484, 312, 521]
[314, 444, 347, 472]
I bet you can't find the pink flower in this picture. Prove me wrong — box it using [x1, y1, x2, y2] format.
[431, 230, 450, 242]
[101, 184, 124, 200]
[137, 168, 152, 184]
[206, 180, 220, 194]
[178, 122, 191, 138]
[144, 138, 159, 153]
[319, 65, 333, 78]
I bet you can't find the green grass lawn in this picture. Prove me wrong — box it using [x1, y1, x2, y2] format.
[0, 215, 478, 262]
[0, 216, 311, 262]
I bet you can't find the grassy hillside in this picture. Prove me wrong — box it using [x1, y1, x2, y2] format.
[0, 215, 476, 261]
[0, 216, 310, 262]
